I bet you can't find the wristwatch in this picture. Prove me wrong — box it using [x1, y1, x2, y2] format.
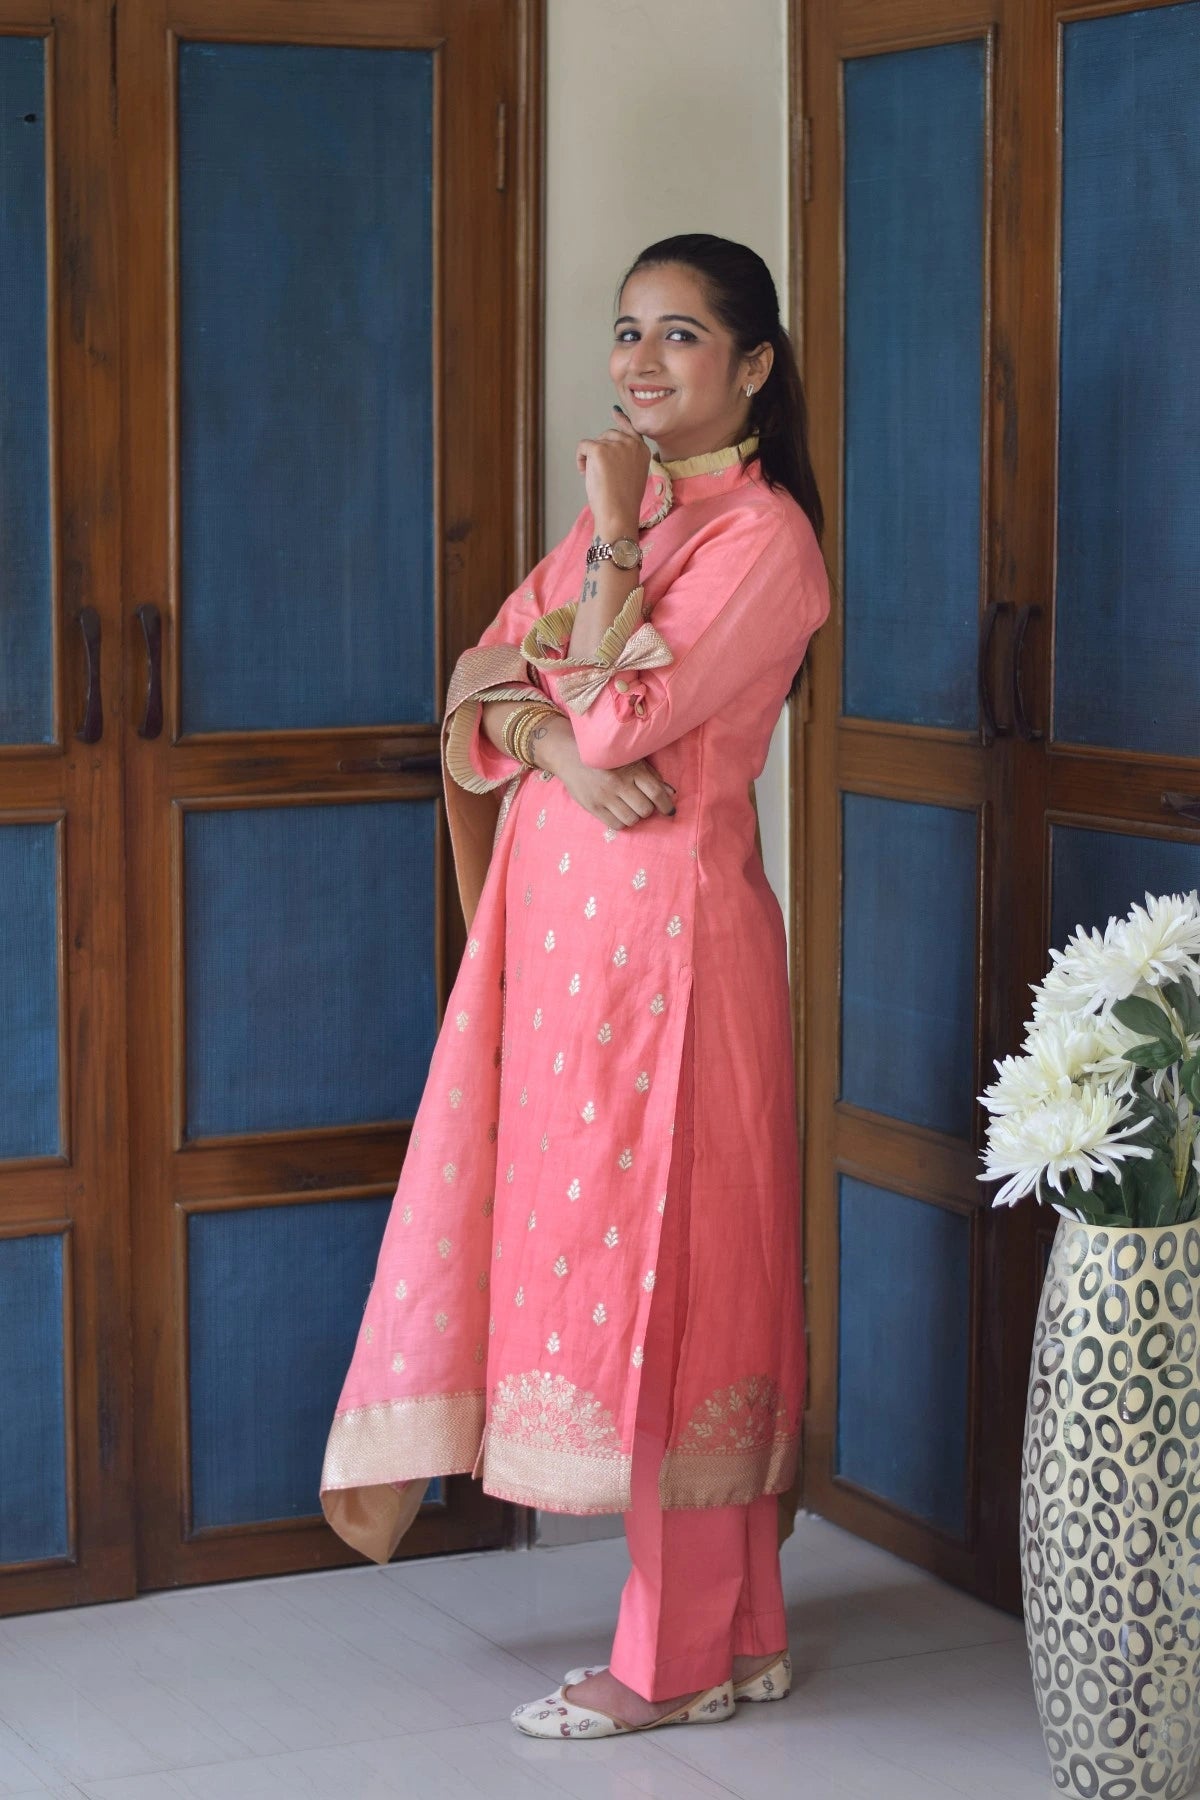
[586, 534, 643, 571]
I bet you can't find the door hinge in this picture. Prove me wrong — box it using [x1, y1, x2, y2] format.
[495, 100, 508, 192]
[801, 116, 813, 204]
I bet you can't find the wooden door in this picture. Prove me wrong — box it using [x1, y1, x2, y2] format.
[120, 0, 539, 1589]
[1010, 0, 1200, 1582]
[797, 0, 1200, 1612]
[798, 0, 1024, 1604]
[0, 1, 136, 1613]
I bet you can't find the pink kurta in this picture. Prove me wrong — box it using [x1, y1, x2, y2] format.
[320, 449, 830, 1564]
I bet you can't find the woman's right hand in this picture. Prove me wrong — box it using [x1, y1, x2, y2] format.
[559, 758, 677, 831]
[535, 715, 676, 830]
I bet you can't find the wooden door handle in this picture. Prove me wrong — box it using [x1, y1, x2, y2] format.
[977, 600, 1012, 746]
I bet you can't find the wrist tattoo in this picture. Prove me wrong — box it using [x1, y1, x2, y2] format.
[529, 719, 551, 765]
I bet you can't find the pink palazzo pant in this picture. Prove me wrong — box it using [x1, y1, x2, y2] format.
[607, 1000, 790, 1702]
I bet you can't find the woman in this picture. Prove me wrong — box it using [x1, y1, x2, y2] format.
[320, 233, 830, 1738]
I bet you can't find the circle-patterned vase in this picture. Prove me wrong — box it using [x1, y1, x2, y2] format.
[1022, 1219, 1200, 1799]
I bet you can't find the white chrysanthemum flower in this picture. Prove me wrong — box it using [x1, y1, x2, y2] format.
[1031, 891, 1200, 1025]
[1031, 920, 1122, 1023]
[978, 1088, 1155, 1208]
[980, 1016, 1111, 1116]
[1115, 890, 1200, 998]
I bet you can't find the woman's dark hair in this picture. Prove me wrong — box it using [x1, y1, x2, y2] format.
[620, 233, 825, 697]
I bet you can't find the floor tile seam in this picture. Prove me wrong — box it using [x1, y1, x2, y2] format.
[0, 1700, 139, 1795]
[640, 1731, 746, 1799]
[0, 1642, 540, 1789]
[66, 1708, 631, 1789]
[656, 1723, 981, 1800]
[2, 1644, 274, 1775]
[372, 1578, 572, 1681]
[806, 1633, 1025, 1676]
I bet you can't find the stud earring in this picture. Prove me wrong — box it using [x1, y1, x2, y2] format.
[745, 383, 755, 397]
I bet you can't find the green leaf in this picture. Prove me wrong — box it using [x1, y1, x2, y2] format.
[1054, 1171, 1131, 1227]
[1138, 1086, 1180, 1132]
[1114, 994, 1179, 1041]
[1123, 1037, 1184, 1070]
[1123, 1152, 1185, 1229]
[1161, 979, 1200, 1037]
[1052, 1187, 1122, 1227]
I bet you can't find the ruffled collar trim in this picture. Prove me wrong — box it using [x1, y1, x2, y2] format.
[639, 434, 759, 531]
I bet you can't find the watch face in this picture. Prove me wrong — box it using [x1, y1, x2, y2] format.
[610, 537, 642, 570]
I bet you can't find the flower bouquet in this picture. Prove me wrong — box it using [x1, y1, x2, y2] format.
[978, 890, 1200, 1227]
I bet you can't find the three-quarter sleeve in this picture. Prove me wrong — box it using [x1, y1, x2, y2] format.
[521, 504, 829, 771]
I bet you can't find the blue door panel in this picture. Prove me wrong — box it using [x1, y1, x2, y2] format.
[0, 1233, 68, 1563]
[843, 40, 986, 731]
[837, 1176, 970, 1538]
[184, 801, 438, 1139]
[188, 1197, 391, 1528]
[1050, 826, 1200, 954]
[1055, 4, 1200, 755]
[177, 42, 435, 734]
[0, 822, 60, 1159]
[0, 36, 53, 746]
[841, 793, 978, 1138]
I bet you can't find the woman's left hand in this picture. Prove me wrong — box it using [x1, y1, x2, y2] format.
[576, 407, 650, 535]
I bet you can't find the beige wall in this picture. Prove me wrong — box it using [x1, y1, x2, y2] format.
[542, 0, 793, 918]
[534, 0, 792, 1549]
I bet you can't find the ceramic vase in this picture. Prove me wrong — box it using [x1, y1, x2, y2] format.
[1022, 1218, 1200, 1799]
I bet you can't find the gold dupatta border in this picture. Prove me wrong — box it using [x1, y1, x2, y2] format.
[320, 1390, 486, 1564]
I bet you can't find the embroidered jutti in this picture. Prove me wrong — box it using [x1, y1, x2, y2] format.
[319, 447, 830, 1564]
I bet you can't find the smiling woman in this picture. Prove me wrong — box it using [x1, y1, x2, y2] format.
[319, 234, 831, 1740]
[610, 272, 773, 462]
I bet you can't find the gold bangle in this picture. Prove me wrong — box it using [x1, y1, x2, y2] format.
[512, 703, 557, 768]
[501, 701, 541, 763]
[500, 704, 525, 761]
[504, 703, 532, 762]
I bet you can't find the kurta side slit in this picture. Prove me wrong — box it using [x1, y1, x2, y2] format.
[319, 448, 830, 1566]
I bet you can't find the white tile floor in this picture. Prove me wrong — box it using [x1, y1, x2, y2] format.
[0, 1511, 1060, 1799]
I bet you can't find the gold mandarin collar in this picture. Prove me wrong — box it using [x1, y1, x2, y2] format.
[660, 434, 760, 478]
[639, 434, 759, 532]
